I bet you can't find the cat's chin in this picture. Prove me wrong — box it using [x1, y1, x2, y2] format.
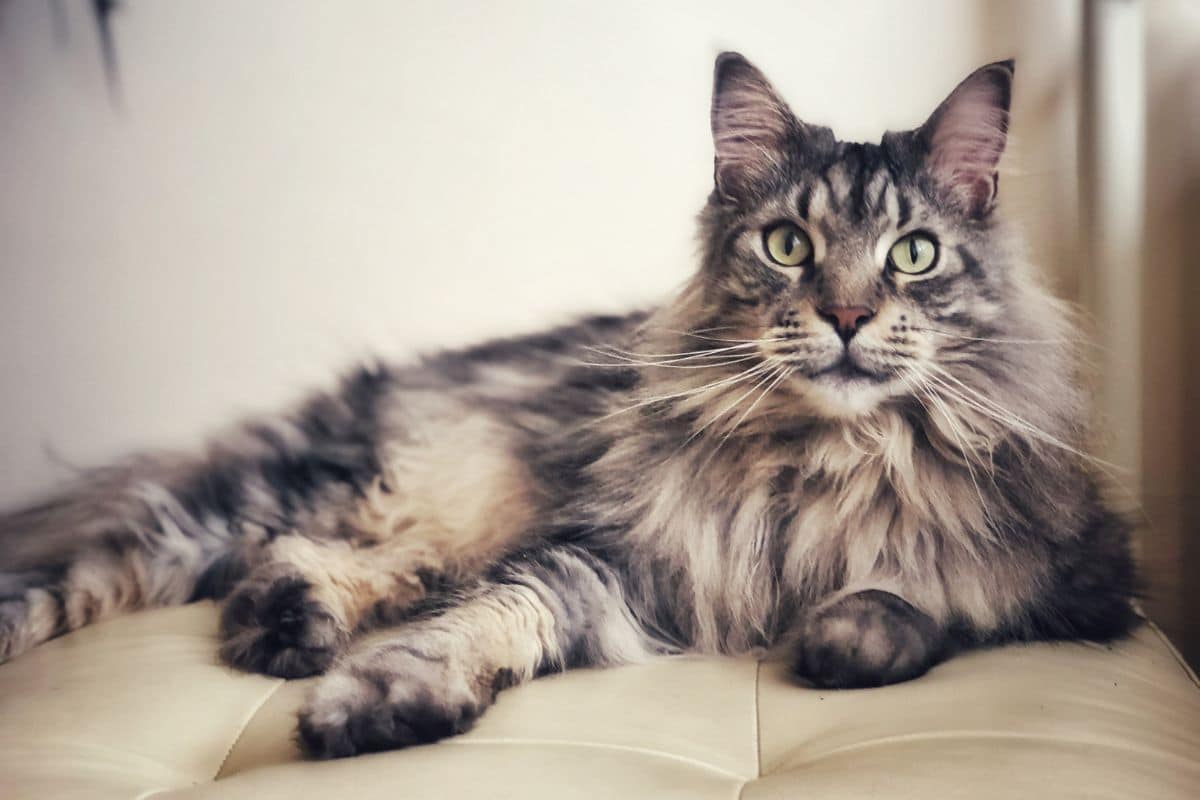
[793, 374, 898, 419]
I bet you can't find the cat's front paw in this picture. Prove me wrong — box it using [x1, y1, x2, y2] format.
[219, 571, 349, 678]
[791, 589, 944, 689]
[297, 659, 485, 758]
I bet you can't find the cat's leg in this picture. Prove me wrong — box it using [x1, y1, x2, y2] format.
[215, 414, 537, 678]
[790, 589, 947, 689]
[296, 545, 654, 758]
[787, 509, 1141, 690]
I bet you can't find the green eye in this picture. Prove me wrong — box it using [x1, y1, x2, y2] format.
[764, 223, 812, 267]
[888, 233, 939, 275]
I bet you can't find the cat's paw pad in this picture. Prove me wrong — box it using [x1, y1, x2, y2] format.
[791, 589, 942, 689]
[297, 668, 483, 758]
[219, 573, 348, 678]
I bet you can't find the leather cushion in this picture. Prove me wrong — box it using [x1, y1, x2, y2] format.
[0, 603, 1197, 799]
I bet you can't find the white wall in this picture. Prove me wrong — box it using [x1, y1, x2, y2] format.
[0, 0, 1081, 506]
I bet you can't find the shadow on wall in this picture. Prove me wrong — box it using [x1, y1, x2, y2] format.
[1175, 176, 1200, 668]
[1141, 27, 1200, 668]
[977, 0, 1082, 300]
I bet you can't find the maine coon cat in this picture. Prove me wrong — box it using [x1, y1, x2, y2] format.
[0, 53, 1138, 758]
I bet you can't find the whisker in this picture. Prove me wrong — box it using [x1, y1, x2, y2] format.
[923, 362, 1153, 532]
[702, 365, 793, 467]
[915, 327, 1075, 346]
[575, 356, 759, 371]
[653, 327, 789, 345]
[584, 341, 761, 362]
[671, 325, 738, 335]
[585, 361, 773, 426]
[678, 363, 783, 450]
[920, 364, 1125, 474]
[899, 367, 1000, 543]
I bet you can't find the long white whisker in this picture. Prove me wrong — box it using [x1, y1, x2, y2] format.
[574, 354, 760, 371]
[585, 341, 761, 362]
[915, 327, 1067, 346]
[679, 363, 783, 450]
[901, 368, 999, 543]
[653, 327, 790, 345]
[925, 365, 1153, 530]
[920, 365, 1125, 473]
[702, 365, 794, 467]
[917, 326, 1108, 354]
[586, 361, 773, 426]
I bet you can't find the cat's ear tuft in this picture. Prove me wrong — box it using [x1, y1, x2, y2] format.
[711, 52, 800, 204]
[917, 59, 1014, 218]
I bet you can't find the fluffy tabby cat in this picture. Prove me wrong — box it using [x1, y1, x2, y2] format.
[0, 54, 1138, 758]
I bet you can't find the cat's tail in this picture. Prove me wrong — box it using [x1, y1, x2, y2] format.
[0, 364, 394, 665]
[0, 454, 247, 663]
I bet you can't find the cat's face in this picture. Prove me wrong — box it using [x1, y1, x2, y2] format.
[697, 54, 1015, 418]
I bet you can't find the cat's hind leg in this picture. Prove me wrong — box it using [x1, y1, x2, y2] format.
[297, 545, 656, 758]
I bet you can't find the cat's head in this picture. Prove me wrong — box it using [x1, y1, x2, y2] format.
[680, 53, 1057, 421]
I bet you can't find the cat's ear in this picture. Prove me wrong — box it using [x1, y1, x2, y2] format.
[917, 59, 1014, 218]
[711, 52, 802, 204]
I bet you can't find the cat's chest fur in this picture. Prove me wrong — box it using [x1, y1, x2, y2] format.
[605, 415, 1003, 654]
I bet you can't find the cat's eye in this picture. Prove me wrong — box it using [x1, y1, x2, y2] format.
[888, 233, 939, 275]
[763, 223, 812, 267]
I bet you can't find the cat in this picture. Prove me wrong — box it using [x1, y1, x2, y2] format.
[0, 53, 1139, 759]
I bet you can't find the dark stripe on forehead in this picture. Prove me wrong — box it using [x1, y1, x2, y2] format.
[847, 154, 869, 223]
[796, 184, 813, 219]
[896, 190, 912, 229]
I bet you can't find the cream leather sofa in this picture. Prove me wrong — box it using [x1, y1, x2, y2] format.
[1, 603, 1197, 799]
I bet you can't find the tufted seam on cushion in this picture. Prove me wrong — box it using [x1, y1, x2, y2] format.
[213, 678, 286, 781]
[771, 729, 1200, 771]
[444, 736, 753, 781]
[754, 659, 762, 777]
[736, 659, 764, 800]
[1147, 621, 1200, 689]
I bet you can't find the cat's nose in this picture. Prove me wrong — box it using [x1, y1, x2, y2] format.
[818, 306, 875, 342]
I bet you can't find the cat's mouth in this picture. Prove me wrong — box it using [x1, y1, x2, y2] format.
[809, 357, 887, 384]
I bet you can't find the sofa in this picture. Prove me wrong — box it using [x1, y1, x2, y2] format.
[0, 602, 1197, 798]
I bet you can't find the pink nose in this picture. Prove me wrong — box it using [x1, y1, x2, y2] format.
[818, 306, 875, 341]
